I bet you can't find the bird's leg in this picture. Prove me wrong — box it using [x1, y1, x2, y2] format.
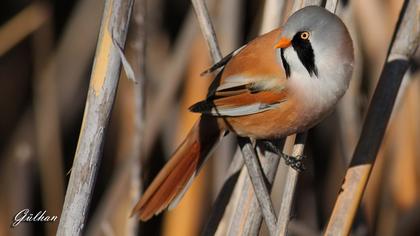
[260, 140, 305, 172]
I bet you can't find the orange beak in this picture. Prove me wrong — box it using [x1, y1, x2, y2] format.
[275, 37, 292, 48]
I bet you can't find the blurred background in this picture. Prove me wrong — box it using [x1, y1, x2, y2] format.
[0, 0, 419, 235]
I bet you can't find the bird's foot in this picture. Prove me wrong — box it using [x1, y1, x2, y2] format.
[258, 140, 305, 172]
[281, 153, 306, 172]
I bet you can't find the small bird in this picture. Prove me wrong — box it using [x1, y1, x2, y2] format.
[133, 6, 354, 220]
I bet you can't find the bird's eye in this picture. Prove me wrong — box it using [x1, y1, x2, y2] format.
[300, 31, 310, 40]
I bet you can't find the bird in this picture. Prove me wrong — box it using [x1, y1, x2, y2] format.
[132, 6, 354, 221]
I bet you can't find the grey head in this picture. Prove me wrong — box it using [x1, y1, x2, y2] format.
[275, 6, 354, 81]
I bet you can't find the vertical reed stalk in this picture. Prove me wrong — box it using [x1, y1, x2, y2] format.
[57, 0, 133, 235]
[325, 0, 420, 234]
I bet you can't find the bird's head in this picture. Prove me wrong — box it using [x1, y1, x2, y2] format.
[275, 6, 354, 82]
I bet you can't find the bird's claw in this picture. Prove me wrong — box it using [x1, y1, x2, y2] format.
[258, 140, 306, 172]
[281, 154, 306, 172]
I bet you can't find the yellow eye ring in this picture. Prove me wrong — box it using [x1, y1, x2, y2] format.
[300, 31, 310, 40]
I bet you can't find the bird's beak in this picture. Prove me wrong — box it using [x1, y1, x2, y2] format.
[275, 37, 292, 49]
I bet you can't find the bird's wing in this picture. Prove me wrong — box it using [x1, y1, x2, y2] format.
[190, 28, 288, 117]
[190, 76, 287, 116]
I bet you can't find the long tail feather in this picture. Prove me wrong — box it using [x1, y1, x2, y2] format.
[131, 116, 224, 221]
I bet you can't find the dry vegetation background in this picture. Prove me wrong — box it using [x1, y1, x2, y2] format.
[0, 0, 419, 235]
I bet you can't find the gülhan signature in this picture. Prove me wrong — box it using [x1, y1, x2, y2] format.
[11, 209, 58, 227]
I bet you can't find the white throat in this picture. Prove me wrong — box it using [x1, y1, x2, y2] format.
[279, 47, 353, 114]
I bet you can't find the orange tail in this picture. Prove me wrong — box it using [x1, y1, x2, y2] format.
[132, 116, 224, 221]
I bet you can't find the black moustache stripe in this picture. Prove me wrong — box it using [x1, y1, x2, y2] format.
[292, 33, 318, 77]
[280, 48, 291, 78]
